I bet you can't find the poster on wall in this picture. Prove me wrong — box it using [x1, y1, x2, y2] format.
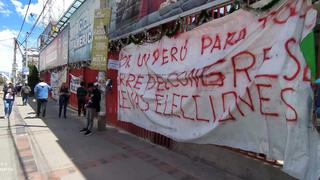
[70, 74, 81, 93]
[50, 68, 67, 100]
[118, 1, 319, 179]
[90, 8, 111, 71]
[109, 0, 219, 38]
[69, 0, 100, 63]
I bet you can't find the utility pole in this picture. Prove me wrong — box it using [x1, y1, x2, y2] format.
[12, 38, 17, 86]
[97, 0, 109, 131]
[25, 32, 29, 84]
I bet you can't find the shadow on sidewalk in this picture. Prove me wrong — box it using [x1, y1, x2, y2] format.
[15, 98, 240, 180]
[23, 99, 120, 179]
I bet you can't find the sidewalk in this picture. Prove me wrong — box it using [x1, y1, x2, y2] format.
[1, 96, 243, 180]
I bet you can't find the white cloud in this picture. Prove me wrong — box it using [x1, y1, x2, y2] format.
[11, 0, 44, 23]
[0, 1, 12, 16]
[0, 29, 22, 74]
[11, 0, 74, 25]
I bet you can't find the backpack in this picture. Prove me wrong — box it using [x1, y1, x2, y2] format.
[23, 86, 30, 94]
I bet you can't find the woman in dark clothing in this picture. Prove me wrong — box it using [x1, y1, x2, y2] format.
[59, 83, 70, 118]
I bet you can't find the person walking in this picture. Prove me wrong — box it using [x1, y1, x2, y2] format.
[34, 79, 52, 117]
[80, 83, 101, 136]
[76, 81, 87, 116]
[15, 84, 22, 97]
[3, 82, 15, 119]
[58, 83, 70, 118]
[21, 83, 31, 105]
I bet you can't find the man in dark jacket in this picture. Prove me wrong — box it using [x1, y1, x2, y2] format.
[79, 83, 101, 136]
[76, 82, 87, 116]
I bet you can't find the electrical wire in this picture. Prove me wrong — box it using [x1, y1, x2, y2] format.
[20, 0, 51, 45]
[16, 0, 32, 41]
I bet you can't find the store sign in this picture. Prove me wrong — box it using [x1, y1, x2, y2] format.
[90, 8, 111, 71]
[39, 26, 69, 71]
[44, 39, 58, 69]
[69, 0, 99, 63]
[118, 1, 319, 179]
[57, 26, 69, 66]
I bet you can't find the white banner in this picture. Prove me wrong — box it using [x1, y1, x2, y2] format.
[50, 68, 67, 100]
[119, 1, 319, 179]
[70, 74, 81, 93]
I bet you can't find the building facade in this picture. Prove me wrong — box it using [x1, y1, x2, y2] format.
[38, 0, 320, 179]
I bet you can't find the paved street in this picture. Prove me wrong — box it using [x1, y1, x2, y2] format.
[0, 95, 242, 180]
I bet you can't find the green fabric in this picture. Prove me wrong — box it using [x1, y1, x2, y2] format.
[300, 31, 316, 81]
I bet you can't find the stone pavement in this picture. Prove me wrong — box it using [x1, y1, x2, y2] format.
[0, 96, 243, 180]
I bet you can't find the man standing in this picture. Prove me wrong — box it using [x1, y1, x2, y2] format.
[76, 81, 87, 116]
[3, 81, 15, 119]
[80, 83, 101, 136]
[59, 83, 70, 118]
[34, 79, 52, 117]
[21, 83, 31, 105]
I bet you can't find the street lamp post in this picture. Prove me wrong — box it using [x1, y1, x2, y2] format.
[22, 32, 29, 83]
[12, 38, 17, 86]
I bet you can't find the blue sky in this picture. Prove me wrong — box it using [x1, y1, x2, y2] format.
[0, 0, 24, 32]
[0, 0, 73, 74]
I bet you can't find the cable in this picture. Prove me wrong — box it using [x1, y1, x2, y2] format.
[20, 0, 51, 45]
[16, 0, 32, 41]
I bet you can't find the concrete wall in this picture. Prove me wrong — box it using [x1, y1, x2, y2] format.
[171, 142, 296, 180]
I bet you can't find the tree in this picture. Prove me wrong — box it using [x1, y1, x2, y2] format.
[27, 64, 40, 94]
